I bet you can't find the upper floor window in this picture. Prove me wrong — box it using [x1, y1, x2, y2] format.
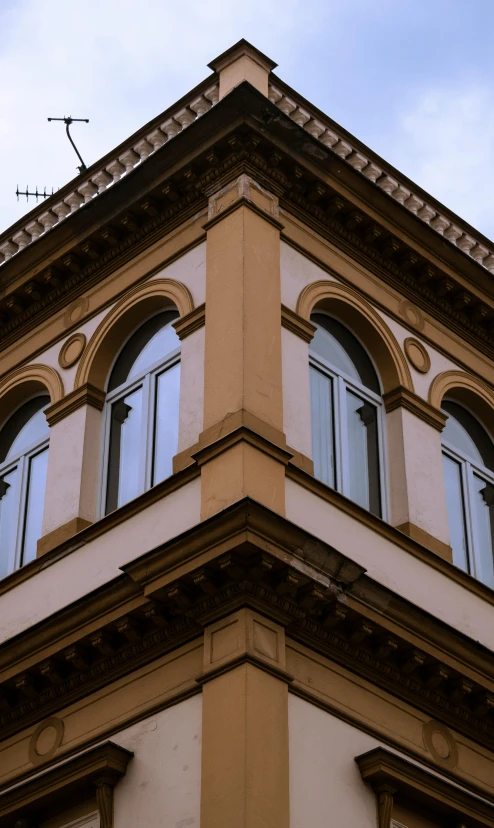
[441, 400, 494, 586]
[309, 313, 384, 517]
[0, 396, 50, 576]
[103, 310, 180, 515]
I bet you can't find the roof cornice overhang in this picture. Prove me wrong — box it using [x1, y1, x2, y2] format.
[0, 82, 493, 356]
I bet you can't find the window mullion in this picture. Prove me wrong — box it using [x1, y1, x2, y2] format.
[376, 402, 388, 522]
[141, 374, 153, 493]
[462, 461, 477, 578]
[15, 454, 29, 570]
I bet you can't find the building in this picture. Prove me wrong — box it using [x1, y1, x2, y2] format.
[1, 39, 494, 828]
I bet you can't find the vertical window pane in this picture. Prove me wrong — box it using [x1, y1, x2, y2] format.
[0, 468, 19, 578]
[472, 474, 494, 588]
[21, 448, 48, 565]
[152, 363, 180, 486]
[442, 453, 469, 572]
[310, 366, 335, 488]
[106, 387, 143, 513]
[346, 391, 381, 516]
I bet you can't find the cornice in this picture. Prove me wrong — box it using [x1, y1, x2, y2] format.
[44, 383, 106, 427]
[2, 500, 494, 753]
[172, 302, 206, 340]
[0, 741, 133, 828]
[281, 304, 317, 342]
[0, 87, 492, 360]
[383, 386, 448, 431]
[356, 746, 494, 827]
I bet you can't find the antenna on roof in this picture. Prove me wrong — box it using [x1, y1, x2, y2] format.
[47, 116, 89, 174]
[15, 186, 56, 202]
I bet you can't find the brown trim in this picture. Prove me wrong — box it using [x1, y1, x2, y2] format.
[45, 384, 106, 427]
[396, 521, 451, 560]
[356, 746, 494, 828]
[281, 304, 316, 343]
[286, 463, 494, 607]
[383, 385, 447, 431]
[37, 518, 93, 558]
[173, 302, 206, 339]
[404, 336, 431, 374]
[193, 425, 292, 468]
[0, 742, 132, 828]
[0, 464, 200, 598]
[202, 196, 285, 232]
[58, 333, 87, 369]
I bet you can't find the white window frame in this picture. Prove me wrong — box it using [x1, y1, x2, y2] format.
[0, 429, 49, 575]
[309, 339, 388, 521]
[442, 436, 494, 582]
[99, 345, 181, 517]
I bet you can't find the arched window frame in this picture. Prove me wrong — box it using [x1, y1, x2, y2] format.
[309, 311, 388, 519]
[99, 310, 181, 516]
[441, 398, 494, 585]
[0, 395, 50, 574]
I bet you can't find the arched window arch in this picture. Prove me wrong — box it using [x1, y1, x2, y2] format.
[102, 310, 181, 514]
[309, 312, 385, 517]
[0, 396, 50, 576]
[441, 399, 494, 586]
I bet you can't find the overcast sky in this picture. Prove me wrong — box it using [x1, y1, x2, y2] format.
[1, 0, 493, 241]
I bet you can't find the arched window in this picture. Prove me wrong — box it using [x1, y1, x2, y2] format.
[0, 396, 50, 577]
[103, 310, 181, 514]
[309, 313, 385, 517]
[441, 400, 494, 586]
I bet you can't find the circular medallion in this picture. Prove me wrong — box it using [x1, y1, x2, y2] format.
[59, 333, 86, 369]
[399, 300, 425, 331]
[63, 297, 89, 329]
[28, 716, 64, 765]
[404, 337, 431, 374]
[423, 720, 458, 769]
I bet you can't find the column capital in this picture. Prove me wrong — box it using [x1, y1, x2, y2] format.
[204, 173, 283, 232]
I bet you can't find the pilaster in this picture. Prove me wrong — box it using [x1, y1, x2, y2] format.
[200, 608, 290, 828]
[201, 174, 286, 518]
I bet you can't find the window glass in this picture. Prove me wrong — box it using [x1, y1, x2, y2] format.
[22, 447, 49, 565]
[442, 453, 469, 571]
[472, 475, 494, 588]
[108, 311, 179, 392]
[346, 391, 380, 516]
[152, 363, 181, 486]
[0, 397, 49, 463]
[310, 366, 335, 488]
[442, 401, 494, 471]
[106, 387, 143, 513]
[0, 468, 19, 578]
[311, 314, 380, 393]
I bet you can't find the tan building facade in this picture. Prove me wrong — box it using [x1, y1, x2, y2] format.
[1, 40, 494, 828]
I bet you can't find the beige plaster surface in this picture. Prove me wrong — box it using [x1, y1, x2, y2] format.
[285, 477, 494, 650]
[150, 241, 206, 307]
[288, 694, 378, 828]
[218, 54, 269, 99]
[281, 327, 312, 458]
[280, 240, 338, 311]
[42, 404, 102, 536]
[0, 478, 200, 645]
[178, 326, 204, 452]
[112, 697, 202, 828]
[387, 406, 450, 544]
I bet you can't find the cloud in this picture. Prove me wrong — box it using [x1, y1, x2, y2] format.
[375, 84, 494, 241]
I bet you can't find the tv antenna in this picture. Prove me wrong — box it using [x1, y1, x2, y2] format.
[16, 185, 56, 202]
[47, 116, 89, 173]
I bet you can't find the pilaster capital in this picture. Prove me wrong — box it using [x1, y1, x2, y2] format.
[204, 173, 283, 231]
[45, 382, 106, 427]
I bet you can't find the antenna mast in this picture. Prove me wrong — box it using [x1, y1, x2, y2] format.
[47, 116, 89, 173]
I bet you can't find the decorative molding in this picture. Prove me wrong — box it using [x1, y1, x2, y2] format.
[404, 337, 431, 374]
[423, 720, 459, 770]
[296, 280, 414, 393]
[45, 383, 106, 427]
[75, 278, 193, 390]
[429, 370, 494, 419]
[383, 386, 447, 431]
[203, 195, 284, 233]
[356, 747, 494, 827]
[268, 77, 494, 275]
[58, 333, 87, 369]
[28, 716, 65, 766]
[281, 304, 316, 342]
[173, 303, 205, 339]
[0, 742, 132, 828]
[0, 364, 64, 428]
[398, 300, 425, 331]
